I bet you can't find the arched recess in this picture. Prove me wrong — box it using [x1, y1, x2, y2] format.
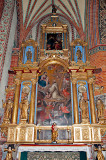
[39, 57, 69, 72]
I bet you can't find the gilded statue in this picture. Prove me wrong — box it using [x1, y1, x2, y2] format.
[97, 146, 104, 160]
[96, 99, 105, 119]
[76, 47, 82, 60]
[4, 147, 15, 160]
[2, 99, 13, 121]
[79, 96, 89, 123]
[51, 122, 58, 142]
[20, 97, 29, 120]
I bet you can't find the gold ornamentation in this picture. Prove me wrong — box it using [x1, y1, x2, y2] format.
[19, 128, 26, 141]
[1, 127, 8, 136]
[78, 81, 86, 86]
[100, 128, 106, 136]
[7, 127, 16, 142]
[15, 78, 21, 85]
[27, 128, 34, 141]
[71, 38, 87, 47]
[31, 78, 37, 85]
[82, 128, 89, 140]
[75, 128, 80, 140]
[93, 128, 99, 141]
[88, 78, 94, 84]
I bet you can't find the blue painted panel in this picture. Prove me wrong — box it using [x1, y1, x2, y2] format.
[17, 81, 32, 124]
[75, 46, 86, 63]
[77, 80, 91, 124]
[23, 46, 34, 64]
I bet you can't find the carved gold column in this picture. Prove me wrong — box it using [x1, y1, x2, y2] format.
[41, 25, 46, 49]
[29, 79, 37, 124]
[88, 78, 96, 123]
[63, 25, 67, 49]
[85, 46, 88, 61]
[72, 79, 79, 124]
[35, 42, 38, 61]
[12, 79, 21, 124]
[71, 46, 74, 61]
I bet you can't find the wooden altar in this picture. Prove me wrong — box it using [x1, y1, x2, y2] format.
[0, 13, 106, 160]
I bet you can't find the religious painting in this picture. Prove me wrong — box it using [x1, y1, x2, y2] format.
[37, 64, 72, 126]
[46, 33, 62, 50]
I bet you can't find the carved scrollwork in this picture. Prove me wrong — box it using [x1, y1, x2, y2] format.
[100, 128, 106, 137]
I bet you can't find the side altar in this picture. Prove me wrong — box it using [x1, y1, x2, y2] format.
[0, 13, 106, 160]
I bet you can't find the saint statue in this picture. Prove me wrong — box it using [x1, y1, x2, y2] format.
[3, 99, 13, 121]
[79, 96, 89, 122]
[97, 146, 104, 160]
[20, 97, 29, 120]
[26, 48, 32, 61]
[76, 47, 82, 60]
[96, 99, 105, 119]
[4, 147, 15, 160]
[51, 122, 58, 142]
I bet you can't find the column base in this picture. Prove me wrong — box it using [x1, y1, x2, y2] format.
[81, 118, 90, 124]
[98, 118, 106, 124]
[20, 119, 28, 124]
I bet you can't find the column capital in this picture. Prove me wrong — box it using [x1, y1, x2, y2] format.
[15, 79, 21, 85]
[88, 78, 94, 84]
[71, 78, 77, 84]
[31, 79, 37, 85]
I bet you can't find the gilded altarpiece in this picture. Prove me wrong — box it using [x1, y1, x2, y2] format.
[0, 15, 106, 150]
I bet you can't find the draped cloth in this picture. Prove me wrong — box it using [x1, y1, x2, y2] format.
[20, 151, 87, 160]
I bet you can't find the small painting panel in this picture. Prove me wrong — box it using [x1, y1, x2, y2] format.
[47, 33, 62, 50]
